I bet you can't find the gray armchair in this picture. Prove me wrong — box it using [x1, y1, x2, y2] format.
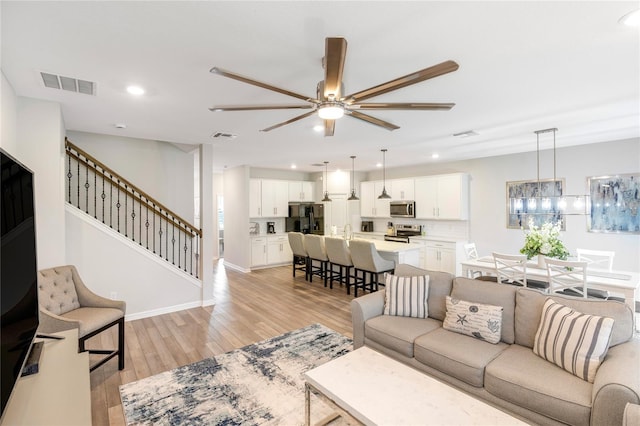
[37, 265, 125, 371]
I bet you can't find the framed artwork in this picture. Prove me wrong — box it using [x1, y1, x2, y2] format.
[587, 173, 640, 234]
[506, 178, 565, 229]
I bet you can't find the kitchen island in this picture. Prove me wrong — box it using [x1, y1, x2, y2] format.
[347, 237, 422, 267]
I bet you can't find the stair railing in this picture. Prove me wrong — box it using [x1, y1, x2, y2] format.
[65, 138, 201, 278]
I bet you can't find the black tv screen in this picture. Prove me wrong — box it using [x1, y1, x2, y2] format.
[0, 149, 39, 416]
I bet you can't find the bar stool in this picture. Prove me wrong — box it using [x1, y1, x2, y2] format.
[349, 239, 395, 296]
[325, 237, 359, 293]
[287, 232, 309, 280]
[304, 234, 331, 286]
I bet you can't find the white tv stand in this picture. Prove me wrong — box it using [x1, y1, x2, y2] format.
[1, 329, 91, 425]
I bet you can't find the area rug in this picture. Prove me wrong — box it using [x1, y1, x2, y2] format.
[119, 323, 352, 425]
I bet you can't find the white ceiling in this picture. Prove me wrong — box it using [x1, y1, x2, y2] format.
[2, 1, 638, 173]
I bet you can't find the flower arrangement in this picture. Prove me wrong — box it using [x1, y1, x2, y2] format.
[520, 219, 570, 260]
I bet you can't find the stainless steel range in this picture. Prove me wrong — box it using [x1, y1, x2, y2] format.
[384, 224, 422, 243]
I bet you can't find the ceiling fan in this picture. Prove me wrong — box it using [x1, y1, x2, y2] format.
[209, 37, 459, 136]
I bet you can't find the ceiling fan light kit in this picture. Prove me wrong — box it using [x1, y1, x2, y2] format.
[209, 37, 458, 136]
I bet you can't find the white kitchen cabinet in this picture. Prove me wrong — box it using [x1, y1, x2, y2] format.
[391, 178, 415, 200]
[418, 239, 467, 275]
[249, 179, 262, 218]
[415, 173, 469, 220]
[260, 179, 289, 217]
[360, 181, 392, 218]
[267, 235, 292, 264]
[251, 237, 268, 267]
[288, 181, 314, 202]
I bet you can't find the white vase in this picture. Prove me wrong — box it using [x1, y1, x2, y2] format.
[537, 255, 546, 269]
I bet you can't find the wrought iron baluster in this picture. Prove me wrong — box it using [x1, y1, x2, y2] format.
[153, 204, 156, 253]
[158, 211, 163, 257]
[177, 222, 181, 268]
[93, 166, 97, 219]
[101, 170, 106, 224]
[67, 153, 72, 204]
[124, 184, 128, 237]
[190, 233, 194, 276]
[116, 179, 121, 232]
[145, 200, 149, 249]
[76, 158, 80, 209]
[165, 216, 169, 261]
[84, 161, 89, 214]
[109, 174, 114, 228]
[138, 194, 142, 245]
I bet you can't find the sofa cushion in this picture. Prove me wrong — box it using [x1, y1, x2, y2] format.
[365, 315, 441, 358]
[485, 344, 592, 426]
[393, 264, 453, 322]
[533, 299, 614, 383]
[443, 296, 503, 344]
[383, 274, 429, 318]
[414, 328, 509, 387]
[451, 277, 516, 344]
[515, 288, 633, 349]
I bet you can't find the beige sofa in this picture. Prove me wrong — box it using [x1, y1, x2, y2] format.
[351, 264, 640, 426]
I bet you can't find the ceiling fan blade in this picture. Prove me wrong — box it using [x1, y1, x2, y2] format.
[349, 102, 455, 111]
[343, 60, 459, 103]
[323, 37, 347, 100]
[324, 119, 335, 137]
[260, 110, 317, 132]
[210, 67, 314, 102]
[209, 104, 313, 112]
[348, 110, 400, 131]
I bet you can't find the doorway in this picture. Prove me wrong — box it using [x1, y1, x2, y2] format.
[217, 194, 224, 257]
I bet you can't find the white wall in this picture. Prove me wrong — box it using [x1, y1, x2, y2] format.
[369, 138, 640, 272]
[1, 72, 18, 154]
[16, 97, 66, 269]
[223, 165, 251, 271]
[66, 207, 201, 318]
[66, 131, 196, 223]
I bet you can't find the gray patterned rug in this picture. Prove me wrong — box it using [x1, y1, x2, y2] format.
[119, 323, 352, 425]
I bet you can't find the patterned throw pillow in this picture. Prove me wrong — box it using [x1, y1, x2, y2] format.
[383, 274, 430, 319]
[443, 296, 503, 344]
[533, 298, 614, 383]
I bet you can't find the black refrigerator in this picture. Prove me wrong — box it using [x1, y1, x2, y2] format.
[286, 203, 324, 235]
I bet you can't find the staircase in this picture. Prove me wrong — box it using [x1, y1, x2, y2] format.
[65, 139, 201, 278]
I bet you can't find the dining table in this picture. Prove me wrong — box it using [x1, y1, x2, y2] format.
[460, 256, 640, 317]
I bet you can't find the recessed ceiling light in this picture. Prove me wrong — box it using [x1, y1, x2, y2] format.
[291, 164, 297, 169]
[376, 162, 382, 168]
[619, 9, 640, 26]
[432, 153, 440, 159]
[115, 123, 127, 129]
[313, 125, 324, 132]
[126, 85, 145, 95]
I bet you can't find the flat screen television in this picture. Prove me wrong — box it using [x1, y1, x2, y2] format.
[0, 149, 39, 417]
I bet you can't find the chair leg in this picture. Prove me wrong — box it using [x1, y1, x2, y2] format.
[118, 317, 125, 370]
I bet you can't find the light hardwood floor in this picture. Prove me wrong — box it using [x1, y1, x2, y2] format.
[88, 260, 355, 426]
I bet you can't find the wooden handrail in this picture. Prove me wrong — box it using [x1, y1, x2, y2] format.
[65, 138, 202, 237]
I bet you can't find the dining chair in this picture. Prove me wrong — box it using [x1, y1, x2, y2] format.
[545, 258, 588, 298]
[349, 239, 395, 296]
[287, 232, 309, 280]
[325, 237, 360, 293]
[463, 242, 482, 278]
[576, 248, 615, 272]
[304, 234, 331, 286]
[491, 252, 528, 287]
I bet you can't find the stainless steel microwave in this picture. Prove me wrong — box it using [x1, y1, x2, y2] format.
[389, 201, 416, 218]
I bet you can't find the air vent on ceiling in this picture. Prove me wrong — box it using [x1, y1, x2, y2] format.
[40, 72, 96, 95]
[211, 132, 238, 139]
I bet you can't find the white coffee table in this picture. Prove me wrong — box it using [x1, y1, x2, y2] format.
[304, 347, 527, 425]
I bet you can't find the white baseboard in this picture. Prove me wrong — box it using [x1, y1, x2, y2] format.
[223, 261, 251, 273]
[125, 300, 203, 321]
[202, 298, 215, 307]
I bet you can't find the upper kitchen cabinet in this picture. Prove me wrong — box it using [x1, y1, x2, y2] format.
[288, 181, 315, 202]
[360, 181, 392, 218]
[390, 178, 414, 200]
[415, 173, 469, 220]
[261, 179, 289, 217]
[250, 179, 288, 218]
[249, 179, 262, 217]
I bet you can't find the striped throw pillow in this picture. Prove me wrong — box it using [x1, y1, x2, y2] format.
[383, 274, 429, 319]
[533, 298, 614, 383]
